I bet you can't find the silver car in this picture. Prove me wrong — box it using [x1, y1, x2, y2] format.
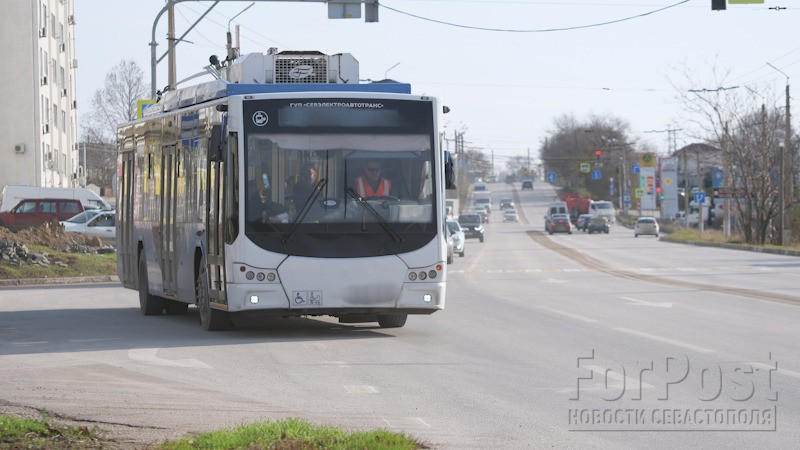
[503, 209, 518, 222]
[446, 219, 466, 257]
[634, 216, 659, 237]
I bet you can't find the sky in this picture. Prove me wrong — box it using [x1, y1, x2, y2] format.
[75, 0, 799, 169]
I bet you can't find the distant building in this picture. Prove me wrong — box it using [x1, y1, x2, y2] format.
[672, 143, 722, 189]
[0, 0, 79, 192]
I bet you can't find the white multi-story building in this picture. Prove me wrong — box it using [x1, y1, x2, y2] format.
[0, 0, 79, 192]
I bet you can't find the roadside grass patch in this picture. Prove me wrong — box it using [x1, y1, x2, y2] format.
[0, 244, 117, 280]
[0, 414, 107, 449]
[158, 418, 427, 450]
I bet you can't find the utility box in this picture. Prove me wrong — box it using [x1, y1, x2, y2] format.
[225, 51, 359, 84]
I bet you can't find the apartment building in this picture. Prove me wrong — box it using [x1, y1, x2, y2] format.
[0, 0, 79, 192]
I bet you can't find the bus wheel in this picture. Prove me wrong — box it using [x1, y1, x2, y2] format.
[138, 252, 164, 315]
[377, 314, 407, 328]
[164, 300, 189, 315]
[196, 266, 228, 331]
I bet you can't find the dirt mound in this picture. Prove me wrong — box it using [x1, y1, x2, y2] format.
[0, 220, 104, 249]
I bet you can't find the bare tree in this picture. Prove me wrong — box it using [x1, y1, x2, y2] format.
[672, 64, 789, 244]
[539, 113, 635, 199]
[81, 60, 149, 188]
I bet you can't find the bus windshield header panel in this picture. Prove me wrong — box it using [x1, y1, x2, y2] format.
[242, 98, 438, 258]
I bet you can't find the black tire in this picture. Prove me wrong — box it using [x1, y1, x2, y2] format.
[196, 265, 229, 331]
[447, 252, 454, 264]
[655, 234, 659, 238]
[459, 250, 465, 257]
[479, 235, 485, 243]
[377, 314, 407, 328]
[635, 234, 638, 238]
[138, 252, 164, 315]
[164, 300, 189, 315]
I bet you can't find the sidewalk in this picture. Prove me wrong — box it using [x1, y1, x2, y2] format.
[0, 274, 120, 287]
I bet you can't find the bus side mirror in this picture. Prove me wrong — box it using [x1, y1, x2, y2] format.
[209, 124, 227, 162]
[444, 151, 456, 190]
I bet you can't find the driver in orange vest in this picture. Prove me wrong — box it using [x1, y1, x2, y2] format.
[354, 159, 392, 197]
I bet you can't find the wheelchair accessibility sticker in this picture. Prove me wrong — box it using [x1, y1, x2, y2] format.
[293, 290, 323, 306]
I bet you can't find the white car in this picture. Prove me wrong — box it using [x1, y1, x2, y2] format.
[61, 210, 116, 243]
[503, 209, 518, 222]
[634, 216, 660, 237]
[446, 219, 466, 258]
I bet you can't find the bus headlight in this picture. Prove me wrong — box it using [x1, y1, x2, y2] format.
[423, 294, 432, 303]
[250, 295, 259, 304]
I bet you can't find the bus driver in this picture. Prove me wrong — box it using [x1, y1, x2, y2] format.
[354, 159, 392, 198]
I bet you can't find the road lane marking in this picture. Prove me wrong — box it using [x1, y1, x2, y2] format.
[542, 278, 567, 283]
[344, 385, 379, 393]
[621, 296, 673, 308]
[751, 363, 800, 380]
[128, 348, 212, 368]
[613, 327, 715, 353]
[381, 417, 431, 429]
[535, 306, 598, 323]
[585, 364, 655, 389]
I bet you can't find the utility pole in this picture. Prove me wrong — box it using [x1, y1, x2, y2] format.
[723, 123, 731, 238]
[784, 79, 792, 244]
[697, 147, 704, 233]
[167, 2, 177, 89]
[768, 63, 792, 244]
[683, 149, 689, 228]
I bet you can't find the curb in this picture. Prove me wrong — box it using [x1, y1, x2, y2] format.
[660, 237, 800, 257]
[0, 275, 120, 287]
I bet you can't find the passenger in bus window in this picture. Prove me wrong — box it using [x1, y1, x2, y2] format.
[290, 163, 318, 212]
[354, 159, 392, 198]
[247, 176, 289, 224]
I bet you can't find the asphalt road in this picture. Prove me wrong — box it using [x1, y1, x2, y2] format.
[1, 180, 799, 448]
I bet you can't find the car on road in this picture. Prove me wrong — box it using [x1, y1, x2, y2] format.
[471, 207, 489, 223]
[474, 197, 492, 213]
[521, 179, 534, 190]
[458, 213, 485, 242]
[0, 198, 84, 231]
[547, 213, 572, 234]
[446, 233, 455, 263]
[61, 210, 116, 243]
[635, 216, 660, 237]
[576, 214, 592, 232]
[446, 219, 466, 257]
[499, 198, 514, 210]
[503, 209, 518, 222]
[587, 215, 610, 234]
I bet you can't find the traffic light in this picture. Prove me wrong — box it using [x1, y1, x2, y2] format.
[656, 186, 664, 200]
[595, 149, 602, 161]
[712, 0, 726, 10]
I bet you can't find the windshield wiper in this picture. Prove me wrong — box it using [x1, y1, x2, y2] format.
[281, 178, 327, 244]
[344, 187, 404, 244]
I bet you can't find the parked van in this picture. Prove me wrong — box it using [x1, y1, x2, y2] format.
[0, 198, 85, 231]
[0, 186, 110, 212]
[588, 200, 616, 223]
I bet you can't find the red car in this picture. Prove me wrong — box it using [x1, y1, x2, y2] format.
[0, 198, 84, 231]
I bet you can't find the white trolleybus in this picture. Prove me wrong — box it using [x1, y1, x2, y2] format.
[117, 50, 455, 330]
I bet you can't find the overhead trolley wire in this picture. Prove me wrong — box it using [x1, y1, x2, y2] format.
[379, 0, 691, 33]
